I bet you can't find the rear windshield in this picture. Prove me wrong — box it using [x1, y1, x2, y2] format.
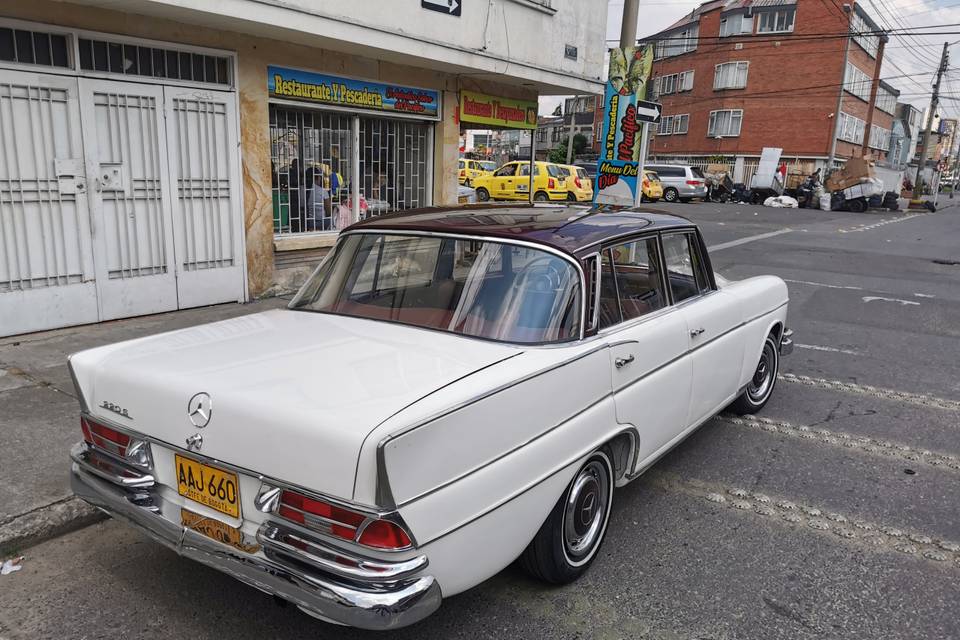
[690, 167, 706, 179]
[290, 233, 582, 344]
[577, 168, 589, 179]
[646, 171, 660, 181]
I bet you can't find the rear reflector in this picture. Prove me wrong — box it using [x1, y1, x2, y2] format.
[358, 520, 412, 550]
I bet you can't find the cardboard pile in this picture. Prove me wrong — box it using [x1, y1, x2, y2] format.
[826, 156, 876, 192]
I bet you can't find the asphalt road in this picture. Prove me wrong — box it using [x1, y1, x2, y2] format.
[2, 201, 959, 640]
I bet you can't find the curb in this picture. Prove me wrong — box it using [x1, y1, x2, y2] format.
[0, 496, 105, 555]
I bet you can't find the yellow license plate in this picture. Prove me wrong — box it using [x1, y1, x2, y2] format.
[458, 195, 469, 203]
[175, 454, 240, 519]
[181, 509, 260, 554]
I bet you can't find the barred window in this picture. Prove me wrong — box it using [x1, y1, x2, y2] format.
[657, 116, 674, 136]
[78, 38, 231, 86]
[0, 28, 69, 68]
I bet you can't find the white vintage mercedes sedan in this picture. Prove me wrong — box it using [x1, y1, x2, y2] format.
[69, 205, 792, 630]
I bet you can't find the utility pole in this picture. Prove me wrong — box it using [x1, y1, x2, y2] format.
[861, 33, 889, 155]
[565, 96, 577, 163]
[915, 42, 949, 199]
[620, 0, 639, 47]
[951, 123, 960, 198]
[827, 3, 853, 169]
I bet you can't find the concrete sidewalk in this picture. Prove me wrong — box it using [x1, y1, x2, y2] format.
[0, 298, 287, 554]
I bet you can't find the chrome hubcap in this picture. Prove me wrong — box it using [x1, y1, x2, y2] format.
[563, 460, 610, 563]
[747, 342, 776, 403]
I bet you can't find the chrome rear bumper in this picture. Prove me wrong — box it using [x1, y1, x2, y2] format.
[70, 443, 441, 630]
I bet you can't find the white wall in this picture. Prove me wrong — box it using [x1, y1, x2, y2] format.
[89, 0, 608, 94]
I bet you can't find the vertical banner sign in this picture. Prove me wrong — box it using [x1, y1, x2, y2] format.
[595, 45, 654, 205]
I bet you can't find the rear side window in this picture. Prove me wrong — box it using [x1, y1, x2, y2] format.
[609, 238, 666, 321]
[652, 166, 684, 177]
[690, 167, 706, 179]
[662, 233, 711, 302]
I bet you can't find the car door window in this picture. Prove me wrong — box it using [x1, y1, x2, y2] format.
[662, 233, 710, 303]
[609, 238, 666, 321]
[494, 164, 517, 177]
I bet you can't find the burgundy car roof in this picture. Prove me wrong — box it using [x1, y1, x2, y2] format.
[346, 204, 696, 257]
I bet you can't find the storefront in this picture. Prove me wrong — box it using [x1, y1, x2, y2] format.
[267, 66, 439, 236]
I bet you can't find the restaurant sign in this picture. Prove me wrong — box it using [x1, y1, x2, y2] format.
[459, 90, 538, 130]
[268, 66, 440, 120]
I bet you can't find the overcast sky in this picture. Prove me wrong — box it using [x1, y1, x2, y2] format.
[539, 0, 960, 116]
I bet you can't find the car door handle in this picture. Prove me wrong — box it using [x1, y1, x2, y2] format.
[614, 355, 635, 368]
[690, 327, 706, 337]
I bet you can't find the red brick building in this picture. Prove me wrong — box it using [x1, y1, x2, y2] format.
[643, 0, 899, 183]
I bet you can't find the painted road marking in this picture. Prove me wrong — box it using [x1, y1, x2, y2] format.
[708, 228, 793, 252]
[717, 414, 960, 473]
[778, 373, 960, 411]
[862, 295, 921, 306]
[783, 278, 864, 291]
[653, 473, 960, 567]
[838, 211, 935, 233]
[795, 343, 860, 355]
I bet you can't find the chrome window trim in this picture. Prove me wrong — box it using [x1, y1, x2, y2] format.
[584, 251, 601, 333]
[312, 229, 588, 343]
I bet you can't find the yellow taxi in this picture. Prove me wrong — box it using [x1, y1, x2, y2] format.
[458, 159, 497, 186]
[641, 169, 663, 203]
[471, 161, 567, 202]
[558, 164, 594, 202]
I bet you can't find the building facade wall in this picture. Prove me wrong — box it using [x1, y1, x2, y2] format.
[647, 0, 893, 163]
[3, 0, 557, 300]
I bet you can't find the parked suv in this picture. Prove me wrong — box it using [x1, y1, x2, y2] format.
[645, 164, 707, 203]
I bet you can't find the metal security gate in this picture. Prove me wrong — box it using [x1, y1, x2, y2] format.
[0, 28, 242, 337]
[0, 69, 98, 335]
[164, 87, 243, 309]
[79, 78, 178, 321]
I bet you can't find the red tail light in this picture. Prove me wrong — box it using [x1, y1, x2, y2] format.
[548, 178, 556, 189]
[686, 180, 703, 186]
[643, 179, 650, 188]
[575, 177, 583, 189]
[358, 520, 412, 549]
[81, 416, 130, 456]
[277, 490, 413, 550]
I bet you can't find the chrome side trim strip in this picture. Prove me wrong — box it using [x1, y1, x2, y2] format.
[396, 391, 614, 508]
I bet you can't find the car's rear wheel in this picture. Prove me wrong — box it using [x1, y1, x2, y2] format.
[663, 187, 679, 202]
[519, 449, 614, 584]
[476, 187, 490, 202]
[730, 333, 780, 414]
[534, 191, 549, 202]
[567, 192, 577, 202]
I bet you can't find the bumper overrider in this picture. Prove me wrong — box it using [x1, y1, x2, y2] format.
[780, 328, 794, 356]
[70, 442, 441, 630]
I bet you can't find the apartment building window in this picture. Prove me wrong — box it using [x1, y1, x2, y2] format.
[876, 88, 897, 114]
[677, 70, 694, 91]
[757, 8, 795, 33]
[536, 128, 548, 143]
[714, 61, 749, 90]
[851, 12, 879, 57]
[656, 71, 694, 96]
[844, 63, 872, 101]
[869, 124, 891, 150]
[673, 114, 690, 134]
[708, 109, 743, 137]
[719, 13, 753, 37]
[657, 116, 674, 136]
[660, 74, 677, 95]
[838, 112, 866, 144]
[654, 25, 698, 59]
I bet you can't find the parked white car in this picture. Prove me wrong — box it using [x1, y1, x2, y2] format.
[70, 205, 792, 630]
